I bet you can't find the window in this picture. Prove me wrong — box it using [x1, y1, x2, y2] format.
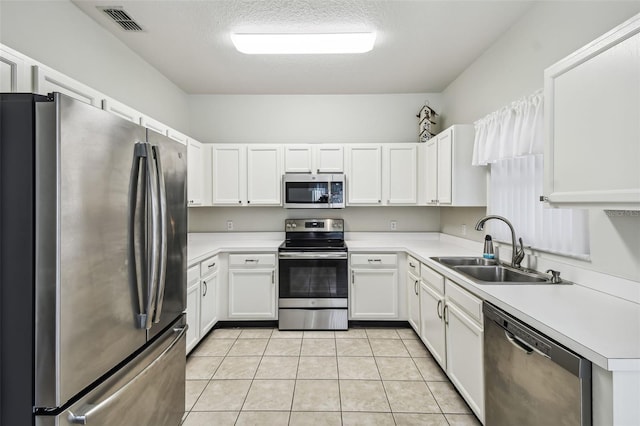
[489, 154, 590, 258]
[473, 90, 590, 258]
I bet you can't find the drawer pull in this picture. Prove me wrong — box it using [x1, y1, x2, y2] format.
[245, 259, 259, 263]
[409, 262, 415, 268]
[207, 262, 216, 268]
[367, 258, 382, 263]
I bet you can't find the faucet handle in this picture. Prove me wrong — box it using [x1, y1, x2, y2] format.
[513, 237, 525, 267]
[546, 269, 562, 284]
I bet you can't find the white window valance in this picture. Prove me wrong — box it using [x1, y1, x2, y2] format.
[472, 89, 544, 166]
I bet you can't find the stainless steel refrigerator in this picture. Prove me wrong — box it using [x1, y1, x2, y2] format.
[0, 93, 187, 426]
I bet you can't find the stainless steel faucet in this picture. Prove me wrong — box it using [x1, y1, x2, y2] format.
[475, 215, 525, 268]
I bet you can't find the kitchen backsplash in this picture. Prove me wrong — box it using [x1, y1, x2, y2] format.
[188, 206, 441, 233]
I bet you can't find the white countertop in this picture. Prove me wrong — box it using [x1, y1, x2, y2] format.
[188, 232, 640, 372]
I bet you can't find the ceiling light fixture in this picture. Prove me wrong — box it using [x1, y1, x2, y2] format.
[230, 32, 376, 54]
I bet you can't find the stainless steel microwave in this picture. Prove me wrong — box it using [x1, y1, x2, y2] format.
[283, 174, 345, 209]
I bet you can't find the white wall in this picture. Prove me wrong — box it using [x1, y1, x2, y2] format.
[440, 2, 640, 283]
[0, 0, 190, 133]
[189, 206, 441, 233]
[188, 93, 441, 143]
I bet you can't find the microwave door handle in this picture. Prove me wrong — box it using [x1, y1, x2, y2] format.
[152, 145, 168, 324]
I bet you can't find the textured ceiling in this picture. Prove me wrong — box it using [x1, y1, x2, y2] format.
[71, 0, 534, 94]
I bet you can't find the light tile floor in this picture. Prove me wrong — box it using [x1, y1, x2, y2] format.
[184, 327, 481, 426]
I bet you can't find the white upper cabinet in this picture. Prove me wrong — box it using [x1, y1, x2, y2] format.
[140, 114, 169, 136]
[346, 145, 383, 205]
[314, 145, 344, 173]
[32, 65, 102, 107]
[284, 145, 313, 173]
[167, 129, 188, 146]
[0, 45, 31, 92]
[187, 139, 204, 206]
[212, 145, 245, 205]
[246, 145, 282, 205]
[102, 98, 143, 124]
[544, 15, 640, 208]
[383, 144, 418, 205]
[425, 125, 486, 206]
[284, 144, 344, 173]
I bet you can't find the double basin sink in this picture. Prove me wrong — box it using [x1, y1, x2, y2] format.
[430, 257, 571, 285]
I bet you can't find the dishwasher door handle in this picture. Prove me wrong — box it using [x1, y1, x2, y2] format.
[505, 331, 551, 359]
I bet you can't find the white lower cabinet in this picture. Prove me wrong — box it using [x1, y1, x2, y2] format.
[418, 264, 485, 423]
[186, 255, 219, 354]
[186, 264, 201, 354]
[349, 254, 398, 319]
[199, 259, 218, 336]
[228, 254, 277, 319]
[445, 301, 484, 423]
[407, 256, 421, 332]
[419, 279, 446, 368]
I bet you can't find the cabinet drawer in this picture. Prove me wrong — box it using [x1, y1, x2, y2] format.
[187, 265, 200, 286]
[407, 256, 421, 276]
[200, 255, 219, 276]
[446, 279, 482, 324]
[229, 253, 276, 267]
[421, 263, 444, 295]
[351, 254, 397, 267]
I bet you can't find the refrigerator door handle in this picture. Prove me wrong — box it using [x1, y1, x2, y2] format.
[152, 145, 168, 324]
[145, 143, 162, 330]
[130, 143, 147, 328]
[66, 325, 187, 425]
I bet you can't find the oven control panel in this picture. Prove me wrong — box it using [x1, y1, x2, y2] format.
[285, 218, 343, 232]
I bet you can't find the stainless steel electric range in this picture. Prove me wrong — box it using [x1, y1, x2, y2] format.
[278, 219, 348, 330]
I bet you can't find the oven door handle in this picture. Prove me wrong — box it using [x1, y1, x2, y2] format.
[279, 252, 348, 259]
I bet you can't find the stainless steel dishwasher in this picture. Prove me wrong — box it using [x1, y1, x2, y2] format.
[483, 302, 591, 426]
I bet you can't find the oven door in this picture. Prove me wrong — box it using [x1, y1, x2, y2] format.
[278, 252, 348, 300]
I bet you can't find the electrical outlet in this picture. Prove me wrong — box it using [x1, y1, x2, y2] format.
[461, 224, 467, 235]
[226, 220, 234, 231]
[390, 220, 397, 231]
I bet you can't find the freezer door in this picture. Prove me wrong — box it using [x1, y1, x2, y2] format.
[145, 129, 187, 340]
[36, 318, 186, 426]
[35, 94, 149, 408]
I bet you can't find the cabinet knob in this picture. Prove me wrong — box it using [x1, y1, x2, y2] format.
[247, 200, 251, 204]
[238, 200, 241, 204]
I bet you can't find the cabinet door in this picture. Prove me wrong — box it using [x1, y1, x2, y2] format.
[212, 145, 245, 205]
[228, 268, 276, 319]
[315, 145, 344, 173]
[419, 282, 446, 369]
[284, 145, 312, 173]
[187, 139, 204, 206]
[437, 129, 453, 205]
[407, 272, 420, 333]
[186, 283, 201, 354]
[544, 20, 640, 206]
[446, 302, 484, 423]
[350, 269, 398, 319]
[247, 145, 282, 205]
[102, 98, 142, 124]
[1, 46, 31, 92]
[200, 273, 218, 336]
[346, 145, 382, 205]
[32, 65, 102, 107]
[425, 139, 438, 205]
[385, 144, 418, 204]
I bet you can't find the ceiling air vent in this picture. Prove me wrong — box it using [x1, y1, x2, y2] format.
[100, 7, 144, 32]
